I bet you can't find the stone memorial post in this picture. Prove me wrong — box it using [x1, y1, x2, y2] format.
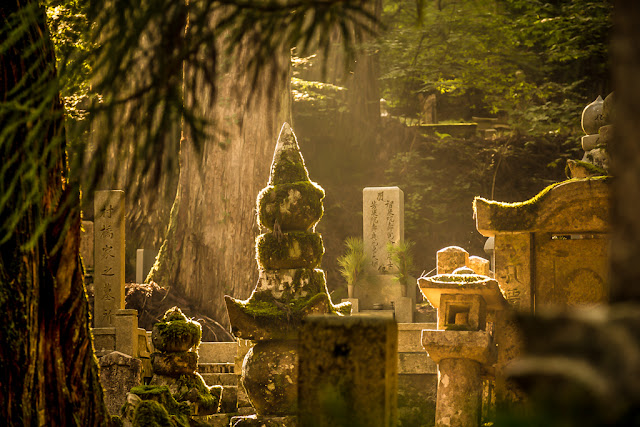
[359, 187, 414, 321]
[94, 190, 126, 327]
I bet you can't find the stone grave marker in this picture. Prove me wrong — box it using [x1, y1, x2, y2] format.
[363, 187, 404, 274]
[94, 190, 125, 327]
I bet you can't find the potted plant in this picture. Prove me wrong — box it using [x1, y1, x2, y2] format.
[337, 237, 369, 298]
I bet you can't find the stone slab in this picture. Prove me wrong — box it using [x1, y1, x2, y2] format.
[199, 341, 238, 364]
[94, 190, 125, 327]
[494, 233, 533, 312]
[298, 315, 397, 427]
[363, 187, 404, 274]
[93, 327, 116, 354]
[397, 374, 437, 427]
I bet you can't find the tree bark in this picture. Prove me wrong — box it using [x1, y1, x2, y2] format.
[0, 0, 111, 425]
[148, 24, 291, 327]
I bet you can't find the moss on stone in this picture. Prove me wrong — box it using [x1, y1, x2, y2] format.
[173, 373, 221, 415]
[256, 231, 324, 270]
[257, 181, 325, 232]
[426, 274, 489, 284]
[565, 160, 608, 178]
[129, 385, 191, 420]
[151, 307, 201, 353]
[473, 176, 611, 231]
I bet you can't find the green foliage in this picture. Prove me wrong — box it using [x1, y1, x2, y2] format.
[386, 240, 415, 288]
[337, 237, 369, 288]
[378, 0, 612, 132]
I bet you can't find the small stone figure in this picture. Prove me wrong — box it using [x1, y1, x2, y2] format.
[121, 307, 222, 426]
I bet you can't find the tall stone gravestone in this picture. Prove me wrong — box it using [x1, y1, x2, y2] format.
[358, 187, 414, 320]
[94, 190, 126, 327]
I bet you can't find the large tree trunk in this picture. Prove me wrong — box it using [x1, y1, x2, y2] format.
[0, 0, 111, 425]
[148, 26, 291, 327]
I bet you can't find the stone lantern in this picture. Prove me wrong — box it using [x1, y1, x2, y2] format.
[418, 272, 508, 427]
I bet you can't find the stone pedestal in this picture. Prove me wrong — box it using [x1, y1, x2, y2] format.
[241, 340, 298, 416]
[114, 309, 139, 357]
[435, 358, 482, 427]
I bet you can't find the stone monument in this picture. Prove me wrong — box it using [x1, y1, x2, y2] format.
[225, 123, 349, 426]
[358, 187, 414, 321]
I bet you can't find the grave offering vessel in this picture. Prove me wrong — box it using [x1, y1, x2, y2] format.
[225, 123, 349, 426]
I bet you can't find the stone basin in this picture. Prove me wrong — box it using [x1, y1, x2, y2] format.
[417, 274, 508, 311]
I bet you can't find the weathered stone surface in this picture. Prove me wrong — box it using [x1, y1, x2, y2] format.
[94, 190, 125, 327]
[436, 246, 469, 275]
[582, 95, 604, 135]
[268, 123, 309, 186]
[418, 274, 507, 312]
[393, 296, 414, 323]
[254, 268, 326, 299]
[149, 372, 222, 416]
[398, 352, 437, 375]
[468, 256, 490, 276]
[363, 187, 404, 274]
[298, 315, 398, 427]
[99, 351, 143, 415]
[151, 307, 202, 353]
[434, 358, 483, 427]
[241, 340, 298, 416]
[256, 231, 324, 270]
[602, 91, 614, 124]
[151, 351, 198, 376]
[257, 182, 325, 232]
[397, 323, 437, 353]
[398, 374, 437, 427]
[198, 342, 238, 364]
[474, 178, 610, 235]
[437, 294, 487, 331]
[114, 309, 140, 357]
[422, 330, 496, 365]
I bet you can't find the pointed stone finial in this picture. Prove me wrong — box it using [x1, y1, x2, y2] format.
[268, 122, 310, 186]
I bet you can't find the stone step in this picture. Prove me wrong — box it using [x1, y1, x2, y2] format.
[199, 342, 238, 364]
[200, 372, 238, 387]
[198, 362, 235, 374]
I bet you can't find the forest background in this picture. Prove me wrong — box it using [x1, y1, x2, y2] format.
[23, 0, 613, 331]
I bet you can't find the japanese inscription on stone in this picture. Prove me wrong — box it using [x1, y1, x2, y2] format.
[363, 187, 404, 273]
[94, 191, 125, 327]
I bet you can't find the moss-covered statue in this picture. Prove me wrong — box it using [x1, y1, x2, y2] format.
[225, 122, 349, 425]
[121, 307, 222, 426]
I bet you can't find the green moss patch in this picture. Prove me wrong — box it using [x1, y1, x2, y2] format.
[256, 231, 324, 270]
[425, 273, 489, 284]
[257, 181, 325, 232]
[473, 176, 611, 231]
[129, 385, 191, 420]
[152, 312, 202, 353]
[173, 373, 221, 415]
